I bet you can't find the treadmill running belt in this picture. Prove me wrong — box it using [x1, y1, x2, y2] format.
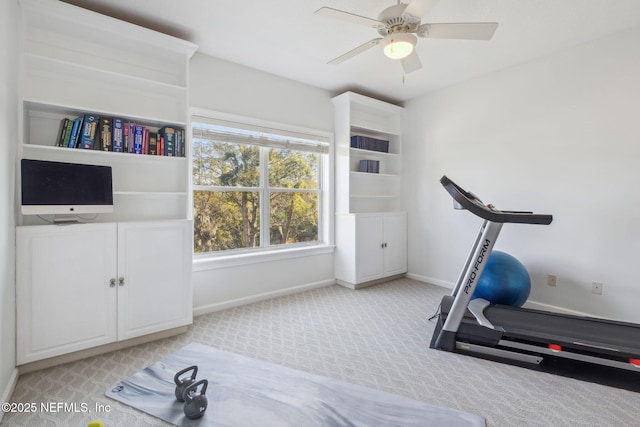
[484, 304, 640, 358]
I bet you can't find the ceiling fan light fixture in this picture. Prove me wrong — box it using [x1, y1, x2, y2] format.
[383, 33, 416, 59]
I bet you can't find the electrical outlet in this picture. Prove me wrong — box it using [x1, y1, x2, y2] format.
[547, 274, 557, 287]
[592, 282, 603, 295]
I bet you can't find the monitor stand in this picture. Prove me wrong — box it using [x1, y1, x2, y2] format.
[53, 214, 80, 224]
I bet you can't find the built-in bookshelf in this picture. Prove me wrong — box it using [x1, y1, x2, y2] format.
[18, 0, 198, 225]
[332, 92, 404, 214]
[15, 0, 197, 366]
[332, 92, 407, 288]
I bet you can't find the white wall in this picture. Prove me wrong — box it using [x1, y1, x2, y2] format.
[189, 54, 336, 314]
[0, 0, 19, 412]
[190, 54, 333, 132]
[403, 26, 640, 323]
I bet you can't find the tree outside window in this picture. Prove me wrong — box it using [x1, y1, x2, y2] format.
[192, 121, 325, 254]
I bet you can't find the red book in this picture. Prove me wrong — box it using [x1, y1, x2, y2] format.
[143, 126, 149, 154]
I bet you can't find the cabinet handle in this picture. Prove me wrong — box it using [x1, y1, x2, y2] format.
[381, 243, 388, 248]
[118, 277, 125, 286]
[109, 278, 116, 288]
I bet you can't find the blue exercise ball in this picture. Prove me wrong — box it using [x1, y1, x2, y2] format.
[472, 251, 531, 307]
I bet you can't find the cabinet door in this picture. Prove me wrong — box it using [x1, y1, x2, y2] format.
[16, 224, 118, 364]
[355, 215, 385, 283]
[117, 220, 192, 340]
[383, 213, 408, 276]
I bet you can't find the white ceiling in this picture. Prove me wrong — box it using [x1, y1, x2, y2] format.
[60, 0, 640, 104]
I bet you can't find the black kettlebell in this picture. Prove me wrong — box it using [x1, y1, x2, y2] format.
[183, 379, 208, 420]
[174, 365, 198, 402]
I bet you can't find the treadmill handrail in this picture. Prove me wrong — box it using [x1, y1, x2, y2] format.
[441, 176, 553, 225]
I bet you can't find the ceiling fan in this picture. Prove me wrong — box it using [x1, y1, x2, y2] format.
[315, 0, 498, 73]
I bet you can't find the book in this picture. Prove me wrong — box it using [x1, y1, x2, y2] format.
[112, 118, 124, 152]
[67, 116, 83, 148]
[159, 126, 176, 157]
[123, 122, 130, 153]
[128, 122, 136, 153]
[61, 119, 74, 148]
[181, 128, 186, 157]
[56, 118, 70, 147]
[133, 125, 144, 154]
[175, 128, 185, 157]
[98, 117, 112, 151]
[142, 126, 149, 155]
[350, 135, 390, 153]
[358, 159, 380, 173]
[80, 114, 99, 149]
[148, 132, 158, 155]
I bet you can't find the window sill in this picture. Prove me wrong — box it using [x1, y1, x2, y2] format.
[192, 244, 335, 271]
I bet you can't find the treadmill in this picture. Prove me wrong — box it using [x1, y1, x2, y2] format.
[430, 175, 640, 391]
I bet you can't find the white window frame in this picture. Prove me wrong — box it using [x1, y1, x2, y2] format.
[189, 109, 334, 269]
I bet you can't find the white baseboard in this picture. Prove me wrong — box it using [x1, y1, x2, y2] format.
[405, 273, 454, 289]
[406, 273, 593, 317]
[0, 368, 19, 423]
[523, 300, 595, 317]
[193, 279, 336, 317]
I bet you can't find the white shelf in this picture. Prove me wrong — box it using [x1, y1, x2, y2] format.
[114, 191, 187, 198]
[349, 148, 400, 158]
[350, 123, 400, 139]
[350, 195, 399, 199]
[23, 143, 187, 161]
[350, 171, 399, 179]
[22, 55, 188, 125]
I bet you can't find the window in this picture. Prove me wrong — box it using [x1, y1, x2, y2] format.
[192, 115, 329, 255]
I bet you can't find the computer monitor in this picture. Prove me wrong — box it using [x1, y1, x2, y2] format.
[21, 158, 114, 215]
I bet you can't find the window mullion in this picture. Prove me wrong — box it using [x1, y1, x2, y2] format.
[260, 146, 270, 248]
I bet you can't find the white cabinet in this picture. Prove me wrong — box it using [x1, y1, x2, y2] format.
[16, 223, 117, 364]
[116, 221, 193, 341]
[335, 213, 407, 289]
[16, 220, 192, 364]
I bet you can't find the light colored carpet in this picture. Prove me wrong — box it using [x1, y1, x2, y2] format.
[4, 278, 639, 426]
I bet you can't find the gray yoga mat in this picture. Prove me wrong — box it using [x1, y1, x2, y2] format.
[106, 342, 485, 427]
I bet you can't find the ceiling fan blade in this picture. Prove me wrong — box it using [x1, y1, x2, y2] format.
[418, 22, 499, 40]
[403, 0, 440, 21]
[315, 7, 384, 29]
[401, 50, 422, 74]
[328, 38, 383, 65]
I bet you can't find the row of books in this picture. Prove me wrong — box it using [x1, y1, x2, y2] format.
[350, 135, 390, 153]
[56, 115, 185, 157]
[358, 159, 380, 173]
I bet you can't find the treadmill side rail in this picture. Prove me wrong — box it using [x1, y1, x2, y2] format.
[456, 341, 543, 365]
[499, 340, 640, 372]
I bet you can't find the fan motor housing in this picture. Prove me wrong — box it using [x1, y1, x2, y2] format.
[377, 4, 420, 36]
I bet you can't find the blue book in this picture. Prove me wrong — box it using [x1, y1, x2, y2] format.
[67, 117, 83, 148]
[80, 114, 99, 149]
[175, 128, 182, 158]
[133, 125, 144, 154]
[112, 118, 124, 152]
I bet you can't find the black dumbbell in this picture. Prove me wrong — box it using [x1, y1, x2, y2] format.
[174, 365, 198, 402]
[183, 379, 208, 420]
